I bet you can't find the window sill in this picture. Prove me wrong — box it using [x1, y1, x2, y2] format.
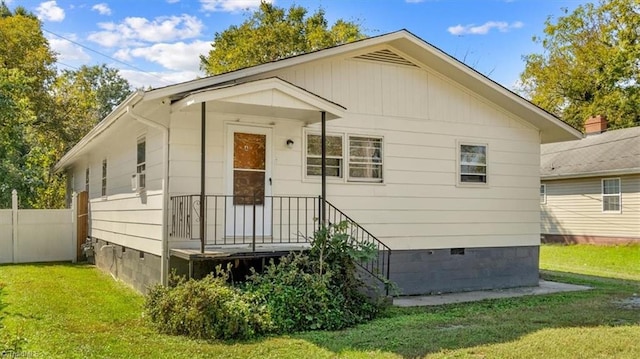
[303, 177, 385, 185]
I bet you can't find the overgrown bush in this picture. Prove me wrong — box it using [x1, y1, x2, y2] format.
[144, 222, 387, 340]
[144, 269, 272, 340]
[245, 222, 381, 332]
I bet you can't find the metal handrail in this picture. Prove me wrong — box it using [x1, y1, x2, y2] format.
[324, 200, 392, 288]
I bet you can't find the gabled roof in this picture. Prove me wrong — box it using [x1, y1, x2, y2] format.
[146, 29, 581, 143]
[541, 126, 640, 180]
[55, 29, 583, 172]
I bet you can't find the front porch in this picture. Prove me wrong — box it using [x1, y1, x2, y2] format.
[166, 77, 391, 286]
[168, 193, 391, 287]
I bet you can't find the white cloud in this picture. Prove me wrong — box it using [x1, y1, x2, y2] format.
[87, 14, 204, 47]
[48, 35, 91, 62]
[200, 0, 269, 12]
[447, 21, 524, 36]
[123, 40, 210, 72]
[113, 48, 132, 62]
[92, 3, 112, 16]
[119, 69, 201, 89]
[35, 1, 65, 22]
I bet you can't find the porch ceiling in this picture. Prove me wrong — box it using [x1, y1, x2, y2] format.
[171, 77, 345, 123]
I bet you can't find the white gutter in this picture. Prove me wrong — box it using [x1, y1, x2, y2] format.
[542, 168, 640, 181]
[127, 105, 171, 287]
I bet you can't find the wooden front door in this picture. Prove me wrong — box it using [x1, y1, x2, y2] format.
[226, 125, 272, 239]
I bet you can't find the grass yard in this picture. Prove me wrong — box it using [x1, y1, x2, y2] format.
[0, 244, 638, 358]
[540, 243, 640, 281]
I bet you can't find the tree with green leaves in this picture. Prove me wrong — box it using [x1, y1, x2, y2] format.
[51, 65, 132, 150]
[0, 2, 62, 208]
[200, 2, 365, 75]
[1, 3, 132, 208]
[519, 0, 640, 131]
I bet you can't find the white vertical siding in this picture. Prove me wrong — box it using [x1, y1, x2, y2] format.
[542, 174, 640, 238]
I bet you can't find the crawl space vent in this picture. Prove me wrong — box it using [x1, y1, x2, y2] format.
[353, 49, 418, 67]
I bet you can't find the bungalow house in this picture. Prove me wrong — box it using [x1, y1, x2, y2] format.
[54, 30, 581, 295]
[541, 116, 640, 244]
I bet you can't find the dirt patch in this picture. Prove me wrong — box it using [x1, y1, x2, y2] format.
[616, 295, 640, 309]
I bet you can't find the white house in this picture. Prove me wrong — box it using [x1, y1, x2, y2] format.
[54, 30, 581, 295]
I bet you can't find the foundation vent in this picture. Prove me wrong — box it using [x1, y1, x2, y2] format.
[353, 49, 418, 67]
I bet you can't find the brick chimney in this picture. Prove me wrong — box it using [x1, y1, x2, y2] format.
[584, 115, 608, 135]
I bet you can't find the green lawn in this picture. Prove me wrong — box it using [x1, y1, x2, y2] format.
[0, 244, 638, 358]
[540, 244, 640, 281]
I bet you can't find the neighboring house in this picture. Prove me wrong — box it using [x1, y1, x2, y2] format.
[54, 30, 581, 295]
[541, 116, 640, 244]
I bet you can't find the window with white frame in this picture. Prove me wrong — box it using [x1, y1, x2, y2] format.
[101, 159, 107, 197]
[540, 184, 546, 204]
[602, 178, 621, 212]
[348, 136, 383, 182]
[306, 133, 343, 177]
[137, 137, 146, 188]
[305, 132, 384, 183]
[459, 143, 487, 184]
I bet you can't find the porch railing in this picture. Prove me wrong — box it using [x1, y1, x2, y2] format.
[325, 200, 391, 289]
[170, 195, 321, 249]
[169, 194, 391, 287]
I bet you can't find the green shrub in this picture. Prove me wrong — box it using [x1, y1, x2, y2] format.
[144, 222, 389, 339]
[245, 222, 381, 333]
[144, 270, 272, 340]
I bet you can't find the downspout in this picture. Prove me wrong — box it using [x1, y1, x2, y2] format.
[321, 111, 326, 225]
[127, 104, 171, 287]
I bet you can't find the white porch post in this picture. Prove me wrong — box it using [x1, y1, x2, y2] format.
[321, 111, 327, 225]
[11, 189, 18, 263]
[199, 102, 206, 254]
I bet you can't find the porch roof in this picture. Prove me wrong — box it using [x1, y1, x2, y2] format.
[171, 77, 346, 123]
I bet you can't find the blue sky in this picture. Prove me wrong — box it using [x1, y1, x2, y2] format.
[7, 0, 589, 90]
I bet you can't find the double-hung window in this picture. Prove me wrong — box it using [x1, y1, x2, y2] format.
[540, 184, 547, 204]
[137, 137, 146, 188]
[306, 134, 343, 177]
[459, 143, 487, 184]
[602, 178, 621, 212]
[101, 159, 107, 197]
[305, 132, 384, 183]
[348, 136, 383, 182]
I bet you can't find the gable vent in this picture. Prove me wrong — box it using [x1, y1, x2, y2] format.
[353, 49, 418, 67]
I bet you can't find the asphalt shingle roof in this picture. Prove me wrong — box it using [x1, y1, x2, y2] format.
[540, 126, 640, 179]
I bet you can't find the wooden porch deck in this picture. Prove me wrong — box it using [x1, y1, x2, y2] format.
[170, 243, 311, 261]
[170, 243, 312, 279]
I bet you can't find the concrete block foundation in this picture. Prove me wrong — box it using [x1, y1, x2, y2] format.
[390, 246, 539, 295]
[92, 238, 161, 294]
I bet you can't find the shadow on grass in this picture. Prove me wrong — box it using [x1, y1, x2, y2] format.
[291, 273, 640, 358]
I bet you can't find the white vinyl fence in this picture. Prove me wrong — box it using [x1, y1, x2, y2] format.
[0, 190, 77, 264]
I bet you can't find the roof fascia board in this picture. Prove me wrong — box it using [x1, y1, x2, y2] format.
[172, 77, 346, 116]
[542, 168, 640, 181]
